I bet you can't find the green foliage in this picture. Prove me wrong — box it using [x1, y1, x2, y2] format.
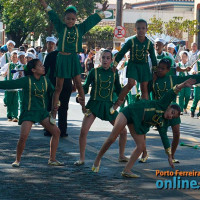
[147, 16, 164, 35]
[0, 0, 104, 46]
[148, 15, 199, 40]
[83, 25, 114, 48]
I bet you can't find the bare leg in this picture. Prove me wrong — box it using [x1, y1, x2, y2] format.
[140, 81, 149, 100]
[41, 117, 60, 161]
[78, 114, 96, 162]
[112, 78, 136, 111]
[123, 124, 146, 173]
[171, 124, 180, 160]
[140, 135, 148, 159]
[110, 120, 127, 160]
[15, 121, 33, 162]
[73, 75, 86, 113]
[51, 78, 64, 118]
[93, 113, 127, 167]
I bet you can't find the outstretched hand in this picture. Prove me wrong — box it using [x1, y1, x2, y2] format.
[102, 1, 109, 11]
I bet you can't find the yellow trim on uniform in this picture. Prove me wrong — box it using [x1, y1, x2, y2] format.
[62, 27, 67, 52]
[144, 108, 156, 112]
[169, 75, 173, 89]
[44, 76, 47, 91]
[156, 110, 164, 113]
[110, 71, 115, 101]
[147, 40, 150, 51]
[28, 77, 31, 111]
[131, 38, 134, 61]
[94, 68, 97, 100]
[75, 26, 79, 52]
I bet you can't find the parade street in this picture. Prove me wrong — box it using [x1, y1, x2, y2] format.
[0, 84, 200, 199]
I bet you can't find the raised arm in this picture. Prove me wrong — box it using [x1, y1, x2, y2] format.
[0, 77, 27, 90]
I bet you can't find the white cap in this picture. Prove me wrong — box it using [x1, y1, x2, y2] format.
[27, 48, 37, 56]
[167, 43, 176, 49]
[11, 50, 18, 56]
[179, 50, 189, 58]
[155, 38, 166, 45]
[25, 52, 36, 59]
[46, 36, 57, 44]
[112, 49, 119, 56]
[6, 40, 16, 46]
[17, 51, 26, 58]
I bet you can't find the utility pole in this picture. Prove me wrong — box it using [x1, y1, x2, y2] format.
[114, 0, 124, 50]
[116, 0, 123, 26]
[194, 0, 200, 48]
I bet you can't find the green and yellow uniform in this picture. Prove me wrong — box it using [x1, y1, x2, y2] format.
[191, 61, 200, 115]
[47, 7, 105, 78]
[0, 76, 54, 125]
[3, 62, 19, 119]
[83, 67, 121, 121]
[114, 36, 157, 82]
[121, 88, 178, 150]
[176, 62, 191, 112]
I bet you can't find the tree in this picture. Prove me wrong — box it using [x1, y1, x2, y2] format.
[148, 15, 199, 41]
[0, 0, 104, 46]
[83, 26, 114, 48]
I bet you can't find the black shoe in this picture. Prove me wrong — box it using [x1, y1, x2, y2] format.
[60, 133, 68, 137]
[44, 131, 52, 137]
[191, 111, 195, 118]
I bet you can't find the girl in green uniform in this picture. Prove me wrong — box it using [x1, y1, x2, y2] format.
[176, 51, 192, 114]
[110, 19, 157, 114]
[0, 59, 63, 167]
[39, 0, 108, 124]
[74, 50, 128, 166]
[92, 78, 196, 177]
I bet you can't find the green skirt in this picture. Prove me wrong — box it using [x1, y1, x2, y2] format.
[55, 52, 82, 78]
[19, 110, 49, 125]
[86, 100, 118, 121]
[126, 61, 152, 83]
[121, 101, 150, 135]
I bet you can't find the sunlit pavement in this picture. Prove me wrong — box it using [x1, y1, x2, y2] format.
[0, 79, 200, 199]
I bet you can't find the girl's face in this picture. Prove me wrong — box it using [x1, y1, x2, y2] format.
[11, 54, 18, 63]
[181, 53, 188, 63]
[155, 42, 164, 54]
[135, 22, 147, 37]
[164, 107, 179, 120]
[167, 47, 174, 55]
[7, 43, 14, 52]
[26, 57, 33, 63]
[64, 13, 76, 28]
[19, 55, 26, 64]
[32, 60, 45, 75]
[156, 62, 170, 77]
[101, 52, 112, 70]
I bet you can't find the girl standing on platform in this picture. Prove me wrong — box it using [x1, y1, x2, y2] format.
[0, 59, 63, 167]
[38, 0, 108, 124]
[74, 50, 128, 166]
[110, 19, 157, 114]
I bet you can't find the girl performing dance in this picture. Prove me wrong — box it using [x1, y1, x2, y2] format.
[38, 0, 108, 124]
[110, 19, 157, 114]
[74, 50, 127, 165]
[0, 59, 63, 167]
[92, 78, 196, 177]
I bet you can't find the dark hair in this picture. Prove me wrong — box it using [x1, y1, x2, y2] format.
[170, 104, 181, 115]
[159, 57, 173, 69]
[64, 8, 77, 15]
[25, 59, 40, 76]
[182, 52, 188, 57]
[135, 19, 148, 28]
[19, 46, 25, 52]
[101, 49, 113, 58]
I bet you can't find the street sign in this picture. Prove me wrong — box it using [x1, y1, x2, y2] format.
[114, 26, 126, 38]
